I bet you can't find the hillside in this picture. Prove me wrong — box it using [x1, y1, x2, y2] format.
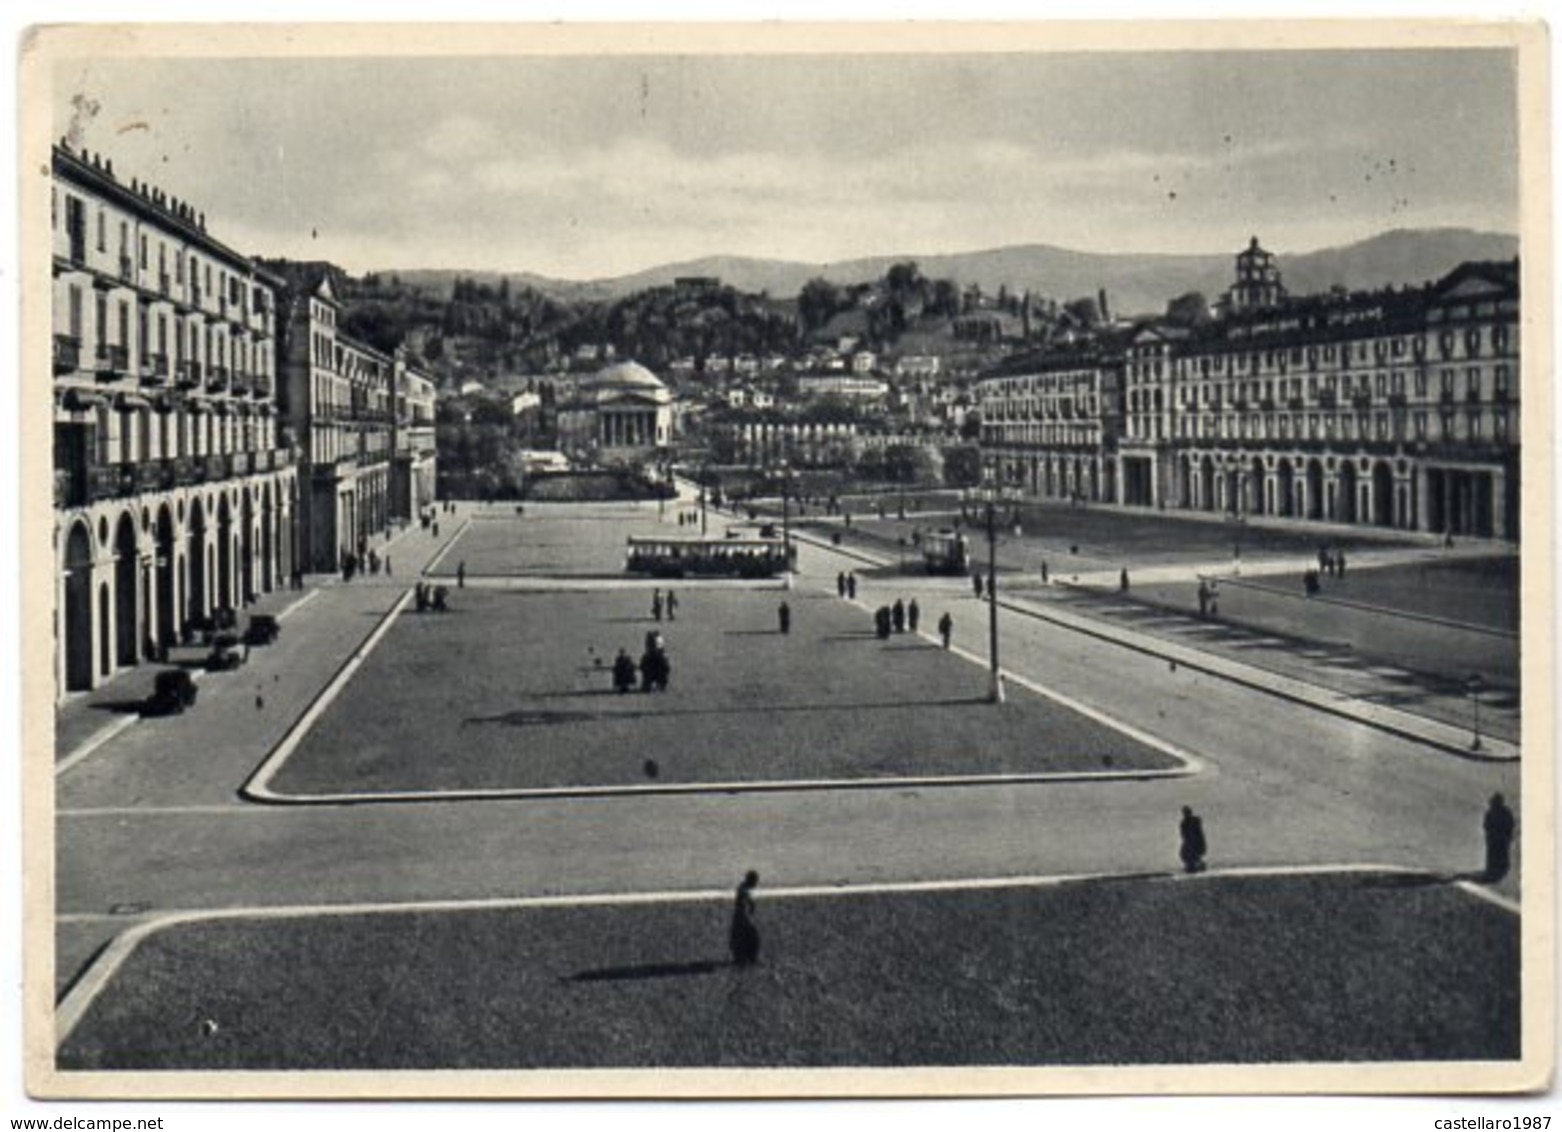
[382, 228, 1518, 317]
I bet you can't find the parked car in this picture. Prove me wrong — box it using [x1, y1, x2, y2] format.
[243, 614, 280, 647]
[206, 632, 245, 671]
[142, 669, 198, 716]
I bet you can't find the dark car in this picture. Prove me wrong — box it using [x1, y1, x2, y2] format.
[244, 614, 280, 647]
[207, 632, 246, 671]
[143, 669, 198, 716]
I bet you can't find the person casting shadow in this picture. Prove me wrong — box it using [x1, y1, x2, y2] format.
[1179, 806, 1207, 874]
[730, 870, 761, 967]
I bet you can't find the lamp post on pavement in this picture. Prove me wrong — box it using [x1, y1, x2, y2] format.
[781, 459, 795, 590]
[981, 478, 1005, 705]
[1468, 674, 1485, 752]
[700, 463, 709, 535]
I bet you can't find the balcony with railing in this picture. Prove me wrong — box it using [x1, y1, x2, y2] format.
[53, 335, 81, 374]
[96, 343, 130, 381]
[143, 354, 170, 386]
[198, 452, 231, 481]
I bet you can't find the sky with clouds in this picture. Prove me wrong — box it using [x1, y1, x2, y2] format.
[52, 48, 1519, 280]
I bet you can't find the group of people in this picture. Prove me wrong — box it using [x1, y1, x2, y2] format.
[651, 588, 679, 622]
[1196, 578, 1220, 618]
[1303, 545, 1348, 596]
[614, 629, 671, 693]
[873, 597, 922, 639]
[339, 540, 391, 583]
[834, 572, 859, 600]
[413, 580, 449, 612]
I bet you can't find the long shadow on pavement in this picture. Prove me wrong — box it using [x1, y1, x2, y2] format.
[566, 959, 728, 983]
[462, 695, 987, 730]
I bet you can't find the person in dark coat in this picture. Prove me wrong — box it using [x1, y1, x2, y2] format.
[908, 599, 920, 634]
[972, 572, 984, 600]
[457, 561, 466, 588]
[1179, 806, 1207, 873]
[892, 599, 906, 633]
[837, 572, 847, 598]
[666, 590, 678, 621]
[652, 588, 663, 622]
[730, 871, 761, 967]
[846, 572, 857, 600]
[938, 611, 953, 649]
[1120, 568, 1130, 593]
[777, 601, 791, 634]
[612, 648, 637, 694]
[1484, 793, 1516, 882]
[875, 606, 892, 640]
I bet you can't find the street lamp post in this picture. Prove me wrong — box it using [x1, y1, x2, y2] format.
[984, 484, 1004, 704]
[781, 460, 793, 590]
[699, 462, 712, 533]
[1468, 674, 1484, 752]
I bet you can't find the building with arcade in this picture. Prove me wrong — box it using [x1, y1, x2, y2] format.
[51, 141, 299, 698]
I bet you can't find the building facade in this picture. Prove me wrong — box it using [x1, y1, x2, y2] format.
[978, 344, 1123, 505]
[51, 142, 299, 697]
[392, 362, 439, 521]
[267, 264, 399, 570]
[977, 250, 1520, 540]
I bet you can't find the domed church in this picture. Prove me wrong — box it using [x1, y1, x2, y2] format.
[556, 360, 673, 464]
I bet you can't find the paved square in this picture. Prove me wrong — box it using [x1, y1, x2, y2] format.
[57, 872, 1518, 1070]
[263, 586, 1182, 798]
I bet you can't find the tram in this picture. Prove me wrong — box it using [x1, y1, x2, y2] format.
[921, 528, 972, 575]
[625, 534, 795, 579]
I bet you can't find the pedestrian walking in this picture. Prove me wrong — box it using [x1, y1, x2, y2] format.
[1483, 793, 1516, 882]
[1337, 551, 1347, 579]
[666, 590, 678, 621]
[908, 599, 920, 634]
[1179, 806, 1207, 873]
[612, 648, 637, 694]
[1040, 561, 1049, 584]
[778, 601, 791, 635]
[837, 572, 847, 598]
[846, 572, 857, 600]
[384, 555, 392, 578]
[1197, 580, 1210, 617]
[972, 572, 984, 600]
[652, 588, 664, 622]
[892, 599, 906, 634]
[457, 561, 466, 588]
[433, 521, 440, 538]
[730, 871, 761, 967]
[1120, 568, 1130, 593]
[938, 611, 953, 649]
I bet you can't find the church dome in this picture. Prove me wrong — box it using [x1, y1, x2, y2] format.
[590, 360, 669, 403]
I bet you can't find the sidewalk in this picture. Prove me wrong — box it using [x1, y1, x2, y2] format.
[54, 504, 473, 767]
[791, 527, 1520, 761]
